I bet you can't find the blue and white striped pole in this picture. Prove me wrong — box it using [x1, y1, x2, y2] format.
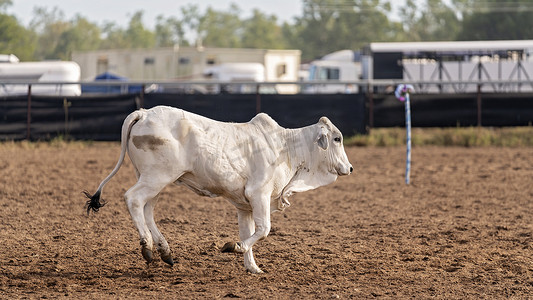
[395, 84, 414, 185]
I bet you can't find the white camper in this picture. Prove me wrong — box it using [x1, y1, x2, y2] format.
[304, 50, 361, 94]
[0, 55, 81, 96]
[203, 63, 276, 93]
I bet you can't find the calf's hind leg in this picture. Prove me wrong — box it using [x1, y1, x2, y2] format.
[144, 197, 174, 266]
[124, 179, 168, 265]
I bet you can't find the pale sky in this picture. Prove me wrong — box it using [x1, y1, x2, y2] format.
[8, 1, 413, 30]
[8, 0, 304, 29]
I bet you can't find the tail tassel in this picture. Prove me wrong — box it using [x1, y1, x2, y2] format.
[83, 190, 106, 215]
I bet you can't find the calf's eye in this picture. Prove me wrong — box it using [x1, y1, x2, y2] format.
[334, 137, 341, 142]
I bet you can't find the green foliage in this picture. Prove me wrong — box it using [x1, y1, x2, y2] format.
[346, 127, 533, 147]
[54, 15, 101, 60]
[100, 12, 156, 50]
[2, 1, 533, 61]
[124, 11, 155, 49]
[155, 15, 186, 47]
[289, 0, 400, 60]
[458, 0, 533, 40]
[199, 5, 243, 48]
[400, 0, 461, 41]
[29, 6, 69, 60]
[0, 14, 36, 60]
[100, 22, 129, 49]
[242, 9, 285, 49]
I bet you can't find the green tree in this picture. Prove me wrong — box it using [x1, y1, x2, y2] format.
[289, 0, 401, 61]
[101, 11, 156, 49]
[180, 4, 202, 45]
[457, 0, 533, 40]
[281, 21, 305, 52]
[198, 4, 242, 48]
[100, 22, 128, 49]
[124, 11, 155, 48]
[54, 15, 101, 60]
[399, 0, 461, 41]
[292, 0, 339, 59]
[0, 0, 35, 60]
[0, 14, 36, 60]
[155, 15, 186, 47]
[241, 9, 285, 49]
[29, 6, 69, 60]
[336, 0, 399, 44]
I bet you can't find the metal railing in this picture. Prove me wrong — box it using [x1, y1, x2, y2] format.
[4, 78, 533, 93]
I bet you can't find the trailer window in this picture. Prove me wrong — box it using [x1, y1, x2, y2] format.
[206, 56, 216, 65]
[144, 57, 155, 65]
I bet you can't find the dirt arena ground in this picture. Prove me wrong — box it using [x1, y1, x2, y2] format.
[0, 142, 531, 299]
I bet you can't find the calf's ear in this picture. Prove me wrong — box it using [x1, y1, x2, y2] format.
[316, 127, 329, 150]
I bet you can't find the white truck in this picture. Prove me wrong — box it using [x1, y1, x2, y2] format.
[303, 50, 362, 94]
[0, 54, 81, 96]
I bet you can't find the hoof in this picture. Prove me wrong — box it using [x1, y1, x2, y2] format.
[221, 242, 236, 253]
[141, 247, 154, 264]
[161, 253, 174, 266]
[247, 268, 264, 274]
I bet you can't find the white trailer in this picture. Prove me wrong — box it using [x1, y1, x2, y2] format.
[363, 40, 533, 93]
[0, 55, 81, 96]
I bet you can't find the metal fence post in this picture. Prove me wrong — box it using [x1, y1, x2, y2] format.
[26, 84, 32, 140]
[63, 98, 71, 138]
[477, 83, 482, 127]
[255, 84, 261, 114]
[140, 84, 145, 108]
[367, 83, 374, 130]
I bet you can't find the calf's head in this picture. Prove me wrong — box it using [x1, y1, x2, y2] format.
[315, 117, 353, 176]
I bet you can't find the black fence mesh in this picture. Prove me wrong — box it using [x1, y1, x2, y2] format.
[1, 92, 532, 141]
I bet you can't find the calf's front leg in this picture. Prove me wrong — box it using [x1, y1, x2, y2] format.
[222, 194, 271, 273]
[239, 209, 262, 273]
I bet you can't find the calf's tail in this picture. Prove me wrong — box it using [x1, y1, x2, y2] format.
[84, 109, 145, 214]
